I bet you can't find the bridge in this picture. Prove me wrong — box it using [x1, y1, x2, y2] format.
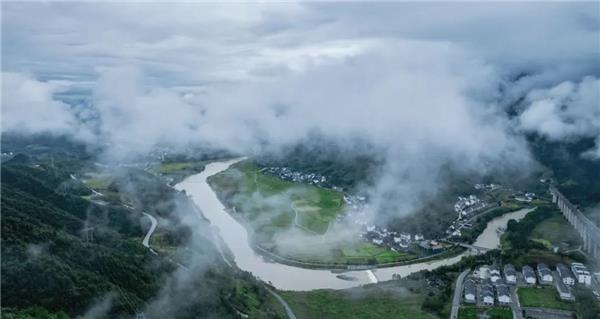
[446, 241, 492, 255]
[550, 185, 600, 259]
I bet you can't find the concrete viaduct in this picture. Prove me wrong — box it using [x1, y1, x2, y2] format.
[550, 185, 600, 259]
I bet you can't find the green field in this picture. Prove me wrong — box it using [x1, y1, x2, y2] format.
[157, 161, 205, 174]
[82, 175, 112, 190]
[208, 160, 410, 264]
[458, 306, 512, 319]
[209, 160, 344, 236]
[281, 288, 439, 319]
[530, 214, 582, 250]
[517, 287, 575, 311]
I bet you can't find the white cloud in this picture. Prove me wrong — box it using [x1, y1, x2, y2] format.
[1, 2, 597, 211]
[1, 72, 77, 135]
[518, 76, 600, 156]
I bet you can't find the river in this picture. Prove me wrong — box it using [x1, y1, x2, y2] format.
[175, 158, 534, 291]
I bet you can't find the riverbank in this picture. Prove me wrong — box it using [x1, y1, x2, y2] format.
[176, 159, 538, 291]
[206, 159, 450, 267]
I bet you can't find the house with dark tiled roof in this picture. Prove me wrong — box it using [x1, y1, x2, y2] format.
[464, 279, 476, 303]
[496, 283, 511, 304]
[481, 279, 494, 305]
[537, 263, 553, 285]
[523, 265, 536, 285]
[504, 264, 517, 284]
[556, 263, 575, 286]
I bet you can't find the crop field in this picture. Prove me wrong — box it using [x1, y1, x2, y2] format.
[517, 287, 574, 311]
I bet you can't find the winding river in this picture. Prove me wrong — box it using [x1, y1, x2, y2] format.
[175, 158, 535, 291]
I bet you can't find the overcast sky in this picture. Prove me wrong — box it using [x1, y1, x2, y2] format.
[2, 2, 599, 217]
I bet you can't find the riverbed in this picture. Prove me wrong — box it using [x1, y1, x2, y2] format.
[175, 159, 535, 291]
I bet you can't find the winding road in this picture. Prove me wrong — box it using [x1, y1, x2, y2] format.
[142, 212, 158, 255]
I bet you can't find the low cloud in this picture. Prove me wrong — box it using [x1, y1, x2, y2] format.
[1, 2, 598, 233]
[2, 73, 77, 135]
[518, 76, 600, 158]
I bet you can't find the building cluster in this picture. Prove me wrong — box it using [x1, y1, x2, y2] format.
[446, 192, 491, 238]
[474, 183, 500, 192]
[360, 225, 426, 252]
[262, 167, 327, 186]
[337, 193, 370, 225]
[454, 195, 486, 218]
[464, 265, 513, 306]
[514, 192, 536, 202]
[570, 262, 592, 285]
[463, 262, 596, 306]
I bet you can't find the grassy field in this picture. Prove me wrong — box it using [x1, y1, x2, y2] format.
[209, 160, 344, 236]
[157, 161, 205, 174]
[82, 174, 112, 190]
[341, 243, 414, 264]
[281, 288, 439, 319]
[530, 213, 582, 250]
[458, 306, 513, 319]
[517, 287, 575, 311]
[208, 160, 411, 265]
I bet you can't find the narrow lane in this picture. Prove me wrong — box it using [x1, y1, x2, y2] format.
[450, 270, 470, 319]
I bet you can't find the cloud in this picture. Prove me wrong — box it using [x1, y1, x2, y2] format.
[1, 72, 78, 135]
[1, 2, 597, 216]
[518, 76, 600, 158]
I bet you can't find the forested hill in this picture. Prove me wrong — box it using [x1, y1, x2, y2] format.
[0, 153, 284, 318]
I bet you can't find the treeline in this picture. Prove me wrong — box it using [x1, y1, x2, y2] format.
[528, 136, 600, 208]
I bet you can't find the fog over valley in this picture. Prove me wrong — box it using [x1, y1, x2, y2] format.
[1, 2, 599, 319]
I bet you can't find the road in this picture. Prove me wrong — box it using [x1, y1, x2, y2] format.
[142, 212, 158, 255]
[510, 286, 523, 319]
[266, 288, 297, 319]
[450, 270, 470, 319]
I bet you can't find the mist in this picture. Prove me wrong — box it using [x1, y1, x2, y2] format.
[2, 2, 599, 317]
[3, 1, 599, 224]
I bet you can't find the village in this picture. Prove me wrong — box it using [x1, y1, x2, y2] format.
[454, 261, 600, 318]
[262, 166, 328, 186]
[260, 168, 553, 260]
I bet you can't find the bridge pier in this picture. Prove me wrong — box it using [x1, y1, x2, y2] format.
[549, 186, 600, 260]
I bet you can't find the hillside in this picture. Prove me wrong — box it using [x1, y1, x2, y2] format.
[0, 151, 285, 318]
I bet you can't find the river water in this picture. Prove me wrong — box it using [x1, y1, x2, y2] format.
[175, 159, 534, 291]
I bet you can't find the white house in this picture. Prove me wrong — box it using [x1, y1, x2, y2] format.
[537, 263, 553, 284]
[571, 262, 592, 285]
[490, 265, 502, 283]
[504, 264, 517, 284]
[523, 265, 537, 285]
[557, 263, 575, 286]
[464, 279, 476, 303]
[479, 265, 491, 280]
[399, 233, 411, 241]
[496, 284, 511, 304]
[556, 280, 575, 301]
[482, 283, 495, 306]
